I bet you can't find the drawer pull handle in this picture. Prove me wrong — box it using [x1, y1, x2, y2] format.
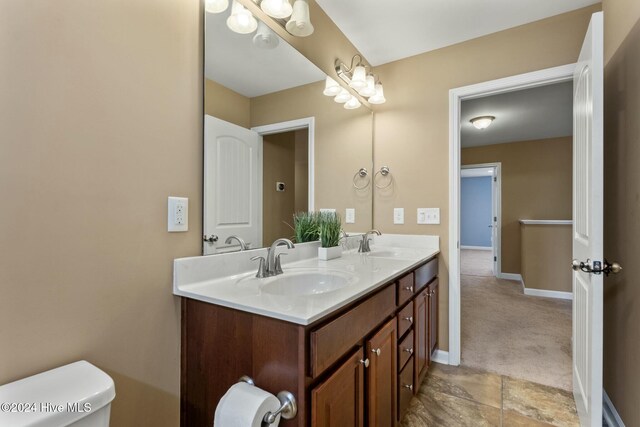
[402, 347, 413, 354]
[402, 316, 413, 323]
[404, 286, 414, 293]
[359, 358, 370, 368]
[372, 348, 381, 356]
[403, 384, 413, 391]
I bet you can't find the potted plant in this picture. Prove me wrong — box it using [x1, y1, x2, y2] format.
[293, 211, 320, 243]
[318, 212, 342, 260]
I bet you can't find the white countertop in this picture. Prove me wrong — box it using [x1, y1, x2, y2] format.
[519, 219, 573, 225]
[173, 234, 439, 325]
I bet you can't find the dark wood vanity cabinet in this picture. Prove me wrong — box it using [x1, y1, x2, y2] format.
[181, 256, 438, 427]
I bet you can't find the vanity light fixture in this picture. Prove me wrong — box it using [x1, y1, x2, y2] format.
[227, 0, 258, 34]
[358, 74, 377, 97]
[344, 95, 362, 110]
[334, 88, 351, 104]
[286, 0, 314, 37]
[334, 54, 387, 105]
[260, 0, 292, 19]
[253, 21, 280, 49]
[470, 116, 495, 130]
[323, 76, 341, 96]
[368, 82, 386, 105]
[205, 0, 229, 13]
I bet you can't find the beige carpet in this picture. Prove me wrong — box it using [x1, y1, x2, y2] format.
[461, 249, 494, 276]
[461, 255, 573, 391]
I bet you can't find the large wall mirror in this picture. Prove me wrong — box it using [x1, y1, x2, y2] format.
[203, 5, 373, 255]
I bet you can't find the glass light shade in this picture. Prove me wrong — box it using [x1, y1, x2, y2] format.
[334, 88, 351, 104]
[368, 83, 386, 104]
[227, 1, 258, 34]
[358, 75, 376, 97]
[253, 21, 279, 49]
[344, 96, 362, 110]
[286, 0, 314, 37]
[261, 0, 292, 19]
[205, 0, 229, 13]
[470, 116, 495, 129]
[349, 65, 367, 90]
[323, 76, 341, 96]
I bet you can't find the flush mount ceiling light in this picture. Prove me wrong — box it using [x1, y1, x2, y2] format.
[205, 0, 229, 13]
[470, 116, 495, 130]
[260, 0, 292, 19]
[227, 0, 258, 34]
[344, 95, 362, 110]
[253, 21, 279, 49]
[334, 54, 386, 105]
[286, 0, 314, 37]
[323, 76, 341, 96]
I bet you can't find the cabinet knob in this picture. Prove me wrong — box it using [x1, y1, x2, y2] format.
[403, 316, 413, 323]
[372, 348, 381, 356]
[402, 347, 413, 354]
[403, 384, 413, 391]
[404, 286, 414, 293]
[359, 358, 370, 368]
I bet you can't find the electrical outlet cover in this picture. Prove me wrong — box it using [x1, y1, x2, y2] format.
[345, 208, 355, 224]
[417, 208, 428, 224]
[393, 208, 404, 224]
[425, 208, 440, 224]
[168, 197, 188, 232]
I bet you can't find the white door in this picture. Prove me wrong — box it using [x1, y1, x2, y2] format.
[204, 115, 262, 255]
[572, 12, 603, 427]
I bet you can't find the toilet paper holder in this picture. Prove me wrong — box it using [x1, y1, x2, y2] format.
[239, 376, 298, 424]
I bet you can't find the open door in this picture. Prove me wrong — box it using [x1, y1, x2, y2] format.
[572, 12, 603, 427]
[204, 115, 262, 255]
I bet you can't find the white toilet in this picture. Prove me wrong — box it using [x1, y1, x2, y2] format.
[0, 360, 115, 426]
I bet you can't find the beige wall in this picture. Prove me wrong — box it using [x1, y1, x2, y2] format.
[251, 81, 374, 233]
[263, 131, 296, 244]
[373, 5, 599, 350]
[294, 129, 309, 213]
[204, 78, 250, 128]
[602, 0, 640, 423]
[0, 0, 202, 426]
[521, 224, 572, 293]
[462, 137, 573, 274]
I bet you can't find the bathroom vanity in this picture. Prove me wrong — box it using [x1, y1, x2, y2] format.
[175, 236, 439, 427]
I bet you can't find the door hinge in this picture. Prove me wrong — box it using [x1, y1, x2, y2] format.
[493, 177, 497, 182]
[494, 256, 497, 262]
[494, 216, 497, 222]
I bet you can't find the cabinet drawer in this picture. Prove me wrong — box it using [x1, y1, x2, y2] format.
[311, 285, 395, 378]
[396, 273, 415, 306]
[415, 257, 438, 291]
[398, 329, 414, 371]
[398, 356, 414, 420]
[396, 301, 414, 338]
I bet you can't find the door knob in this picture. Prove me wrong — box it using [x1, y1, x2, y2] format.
[372, 348, 381, 356]
[572, 259, 622, 276]
[203, 234, 219, 243]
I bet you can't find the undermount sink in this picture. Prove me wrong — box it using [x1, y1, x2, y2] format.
[239, 270, 357, 296]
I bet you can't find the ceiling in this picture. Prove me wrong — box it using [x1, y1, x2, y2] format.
[315, 0, 599, 66]
[205, 11, 325, 98]
[461, 81, 573, 148]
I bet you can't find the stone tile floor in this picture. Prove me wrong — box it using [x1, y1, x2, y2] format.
[400, 363, 580, 427]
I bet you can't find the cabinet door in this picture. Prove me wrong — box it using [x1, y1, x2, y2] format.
[312, 348, 365, 427]
[428, 279, 439, 355]
[366, 318, 397, 427]
[413, 289, 429, 390]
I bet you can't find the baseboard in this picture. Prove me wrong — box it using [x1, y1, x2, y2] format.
[496, 272, 522, 282]
[460, 245, 492, 251]
[603, 389, 625, 427]
[431, 350, 449, 365]
[523, 287, 573, 300]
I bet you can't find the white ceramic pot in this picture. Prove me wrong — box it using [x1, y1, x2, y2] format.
[318, 246, 342, 260]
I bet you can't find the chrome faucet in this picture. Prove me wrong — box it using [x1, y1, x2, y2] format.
[359, 229, 381, 253]
[251, 238, 295, 278]
[225, 235, 248, 251]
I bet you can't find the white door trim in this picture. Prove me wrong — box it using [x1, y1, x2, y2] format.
[448, 63, 576, 366]
[251, 117, 315, 212]
[461, 163, 501, 276]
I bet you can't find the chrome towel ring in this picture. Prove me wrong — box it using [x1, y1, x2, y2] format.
[374, 166, 393, 189]
[353, 167, 371, 190]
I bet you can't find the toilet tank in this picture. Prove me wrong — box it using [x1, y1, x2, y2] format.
[0, 361, 115, 427]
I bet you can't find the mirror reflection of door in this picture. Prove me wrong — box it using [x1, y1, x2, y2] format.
[262, 129, 308, 245]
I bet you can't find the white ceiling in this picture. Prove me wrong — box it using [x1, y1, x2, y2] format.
[461, 81, 573, 148]
[315, 0, 599, 66]
[205, 11, 325, 98]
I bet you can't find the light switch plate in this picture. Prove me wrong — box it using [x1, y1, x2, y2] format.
[393, 208, 404, 224]
[345, 208, 355, 224]
[168, 197, 188, 232]
[417, 208, 428, 224]
[425, 208, 440, 224]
